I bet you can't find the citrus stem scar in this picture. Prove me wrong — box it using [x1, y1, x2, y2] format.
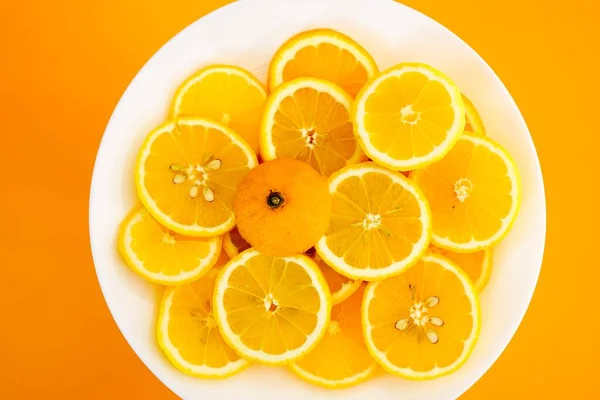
[267, 191, 285, 209]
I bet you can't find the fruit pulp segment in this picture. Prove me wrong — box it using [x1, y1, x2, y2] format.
[167, 279, 241, 367]
[282, 43, 370, 97]
[222, 255, 321, 355]
[367, 259, 475, 372]
[142, 122, 252, 228]
[414, 138, 513, 244]
[364, 72, 457, 159]
[325, 172, 424, 269]
[271, 87, 356, 176]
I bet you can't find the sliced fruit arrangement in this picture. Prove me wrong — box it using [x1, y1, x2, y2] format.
[354, 62, 465, 171]
[290, 284, 377, 388]
[213, 249, 331, 365]
[157, 261, 250, 378]
[410, 133, 520, 252]
[118, 27, 522, 388]
[463, 95, 486, 135]
[362, 253, 481, 379]
[429, 245, 492, 292]
[135, 118, 258, 237]
[170, 65, 267, 153]
[118, 207, 222, 285]
[268, 28, 378, 97]
[260, 77, 364, 177]
[233, 158, 331, 256]
[316, 162, 431, 281]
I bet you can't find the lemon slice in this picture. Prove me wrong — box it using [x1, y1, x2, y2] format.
[223, 227, 251, 259]
[316, 162, 431, 281]
[430, 245, 493, 292]
[410, 133, 521, 251]
[362, 253, 481, 379]
[135, 118, 258, 237]
[170, 65, 267, 153]
[268, 28, 378, 97]
[213, 249, 331, 365]
[260, 77, 364, 177]
[118, 207, 222, 284]
[307, 248, 362, 305]
[290, 284, 377, 388]
[462, 94, 486, 135]
[157, 267, 249, 378]
[354, 62, 465, 171]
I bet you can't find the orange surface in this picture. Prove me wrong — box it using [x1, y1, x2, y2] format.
[0, 0, 597, 398]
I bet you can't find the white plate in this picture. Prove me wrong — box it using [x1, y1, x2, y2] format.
[89, 0, 546, 398]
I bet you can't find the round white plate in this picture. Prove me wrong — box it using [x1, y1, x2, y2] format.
[89, 0, 546, 398]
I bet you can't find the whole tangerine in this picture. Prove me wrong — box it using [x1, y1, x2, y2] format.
[233, 158, 331, 256]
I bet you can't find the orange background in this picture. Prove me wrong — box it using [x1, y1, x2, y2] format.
[1, 0, 598, 398]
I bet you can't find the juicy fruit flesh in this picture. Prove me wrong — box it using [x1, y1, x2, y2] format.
[363, 71, 459, 160]
[430, 245, 489, 291]
[126, 209, 218, 276]
[310, 249, 361, 304]
[292, 285, 375, 386]
[365, 257, 477, 373]
[140, 121, 254, 231]
[172, 68, 266, 152]
[324, 168, 425, 271]
[412, 135, 515, 245]
[281, 42, 371, 97]
[269, 86, 357, 177]
[163, 275, 243, 369]
[220, 254, 325, 356]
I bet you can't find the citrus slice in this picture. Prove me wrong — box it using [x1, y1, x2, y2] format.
[223, 227, 251, 258]
[410, 133, 521, 252]
[213, 249, 331, 365]
[429, 245, 492, 292]
[268, 28, 378, 98]
[157, 267, 249, 378]
[315, 162, 432, 281]
[290, 284, 377, 388]
[170, 65, 267, 153]
[462, 95, 486, 135]
[306, 247, 362, 305]
[259, 77, 364, 177]
[135, 118, 258, 237]
[353, 62, 465, 171]
[362, 253, 481, 379]
[118, 207, 222, 285]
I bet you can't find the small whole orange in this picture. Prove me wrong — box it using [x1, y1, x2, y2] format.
[233, 158, 332, 256]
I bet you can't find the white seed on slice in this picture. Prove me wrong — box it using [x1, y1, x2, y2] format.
[189, 185, 199, 199]
[205, 159, 222, 171]
[429, 317, 444, 327]
[169, 164, 183, 172]
[172, 174, 187, 184]
[203, 187, 215, 202]
[426, 329, 439, 344]
[394, 318, 410, 331]
[425, 296, 440, 308]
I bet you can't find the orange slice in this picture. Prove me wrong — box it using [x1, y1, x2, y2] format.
[429, 245, 493, 292]
[213, 249, 331, 365]
[268, 28, 378, 98]
[362, 253, 481, 379]
[306, 248, 362, 305]
[157, 266, 249, 378]
[290, 284, 377, 388]
[223, 227, 251, 259]
[170, 65, 267, 153]
[463, 95, 486, 135]
[260, 77, 364, 177]
[315, 163, 432, 281]
[118, 207, 222, 285]
[135, 118, 258, 237]
[410, 133, 521, 251]
[353, 63, 465, 171]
